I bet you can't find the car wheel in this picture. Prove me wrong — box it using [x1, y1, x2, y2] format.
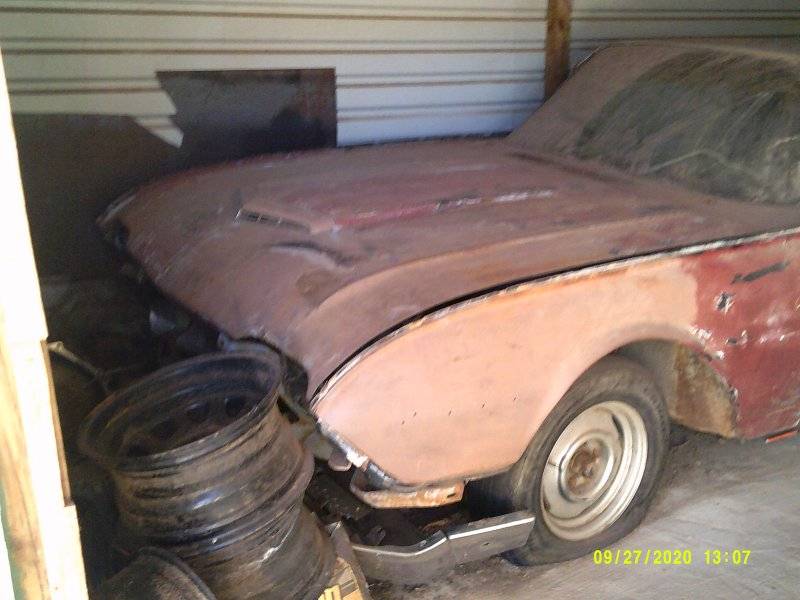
[469, 356, 669, 566]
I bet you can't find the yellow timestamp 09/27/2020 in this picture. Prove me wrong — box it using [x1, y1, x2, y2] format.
[593, 548, 752, 566]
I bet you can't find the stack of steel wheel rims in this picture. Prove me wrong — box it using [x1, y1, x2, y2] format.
[97, 547, 218, 600]
[80, 351, 334, 600]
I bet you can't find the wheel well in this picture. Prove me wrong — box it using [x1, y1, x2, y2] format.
[613, 340, 739, 438]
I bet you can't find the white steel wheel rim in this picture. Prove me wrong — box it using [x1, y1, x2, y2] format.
[540, 400, 648, 541]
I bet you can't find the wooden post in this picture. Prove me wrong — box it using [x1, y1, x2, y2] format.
[544, 0, 572, 100]
[0, 51, 88, 600]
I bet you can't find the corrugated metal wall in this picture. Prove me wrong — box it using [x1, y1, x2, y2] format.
[1, 1, 798, 147]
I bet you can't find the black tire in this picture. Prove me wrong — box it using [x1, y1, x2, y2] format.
[469, 356, 669, 566]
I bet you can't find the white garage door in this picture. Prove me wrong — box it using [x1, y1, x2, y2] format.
[0, 0, 798, 147]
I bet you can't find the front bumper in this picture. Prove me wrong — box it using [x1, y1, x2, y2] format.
[351, 511, 535, 584]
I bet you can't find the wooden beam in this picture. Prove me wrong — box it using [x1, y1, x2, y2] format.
[544, 0, 572, 100]
[0, 50, 88, 600]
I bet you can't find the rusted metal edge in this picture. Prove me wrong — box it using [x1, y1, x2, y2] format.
[349, 470, 464, 509]
[312, 226, 800, 470]
[765, 427, 799, 444]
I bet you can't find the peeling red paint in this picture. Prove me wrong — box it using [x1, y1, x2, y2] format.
[689, 234, 800, 436]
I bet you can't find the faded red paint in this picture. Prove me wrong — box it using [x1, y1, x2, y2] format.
[690, 235, 800, 436]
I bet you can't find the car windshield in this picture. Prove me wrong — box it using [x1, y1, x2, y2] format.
[510, 43, 800, 205]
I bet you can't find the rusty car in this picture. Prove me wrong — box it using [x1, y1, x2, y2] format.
[100, 38, 800, 581]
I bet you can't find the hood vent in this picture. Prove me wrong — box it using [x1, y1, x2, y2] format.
[235, 209, 311, 233]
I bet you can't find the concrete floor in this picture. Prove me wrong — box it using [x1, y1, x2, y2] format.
[371, 430, 799, 600]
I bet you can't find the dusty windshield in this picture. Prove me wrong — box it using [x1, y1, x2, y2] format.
[511, 43, 800, 205]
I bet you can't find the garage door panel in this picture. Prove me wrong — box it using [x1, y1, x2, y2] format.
[3, 51, 545, 81]
[2, 0, 548, 19]
[339, 109, 533, 145]
[0, 13, 546, 43]
[1, 0, 796, 145]
[338, 80, 543, 110]
[572, 17, 800, 42]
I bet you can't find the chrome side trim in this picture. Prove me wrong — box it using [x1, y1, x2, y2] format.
[351, 511, 535, 584]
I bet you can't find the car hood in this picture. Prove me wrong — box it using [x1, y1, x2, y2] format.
[102, 138, 800, 395]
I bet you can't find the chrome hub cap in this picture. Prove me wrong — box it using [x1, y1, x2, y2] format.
[540, 400, 648, 541]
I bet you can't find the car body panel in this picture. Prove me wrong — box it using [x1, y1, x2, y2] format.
[103, 139, 800, 396]
[313, 230, 800, 484]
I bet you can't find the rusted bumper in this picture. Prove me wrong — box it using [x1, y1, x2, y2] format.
[349, 470, 465, 509]
[351, 511, 535, 584]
